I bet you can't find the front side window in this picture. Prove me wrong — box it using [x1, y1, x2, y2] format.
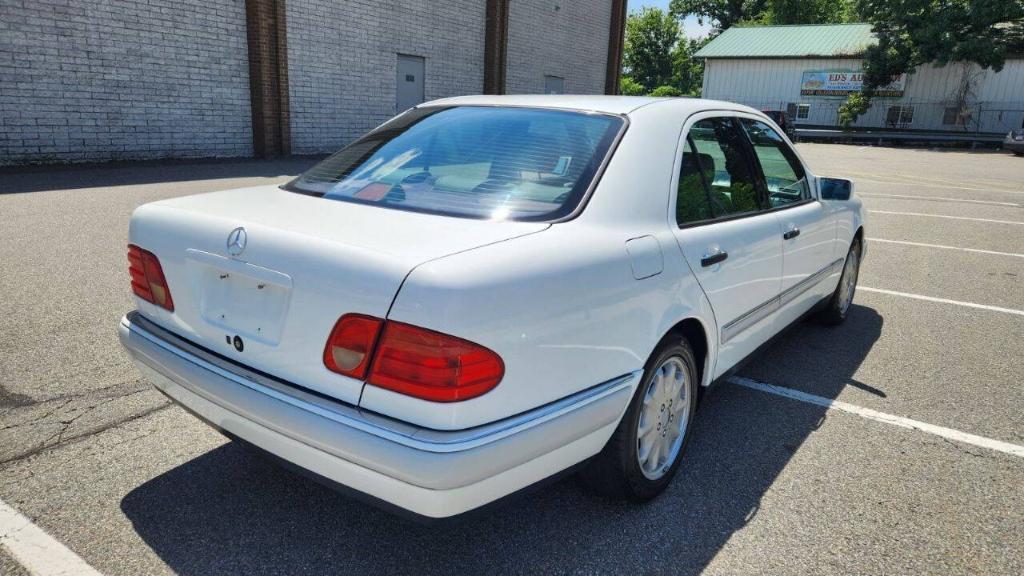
[740, 119, 810, 208]
[679, 117, 762, 225]
[285, 106, 624, 221]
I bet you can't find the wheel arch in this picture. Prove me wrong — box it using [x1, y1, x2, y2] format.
[661, 317, 711, 389]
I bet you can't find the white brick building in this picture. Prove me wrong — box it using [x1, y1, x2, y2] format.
[0, 0, 627, 166]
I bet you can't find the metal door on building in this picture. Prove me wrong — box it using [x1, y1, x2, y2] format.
[396, 55, 425, 113]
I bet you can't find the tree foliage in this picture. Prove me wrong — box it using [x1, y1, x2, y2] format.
[668, 0, 856, 31]
[619, 76, 646, 96]
[672, 37, 709, 96]
[650, 85, 685, 97]
[840, 0, 1024, 125]
[622, 7, 681, 91]
[668, 0, 767, 30]
[620, 8, 706, 96]
[760, 0, 859, 25]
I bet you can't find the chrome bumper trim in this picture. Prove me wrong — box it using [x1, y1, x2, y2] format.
[122, 312, 638, 454]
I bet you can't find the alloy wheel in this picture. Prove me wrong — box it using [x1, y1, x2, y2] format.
[637, 356, 691, 480]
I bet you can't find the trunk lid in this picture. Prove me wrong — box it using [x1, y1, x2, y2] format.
[129, 184, 547, 405]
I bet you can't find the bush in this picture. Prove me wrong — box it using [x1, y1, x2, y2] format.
[649, 85, 683, 97]
[619, 76, 646, 96]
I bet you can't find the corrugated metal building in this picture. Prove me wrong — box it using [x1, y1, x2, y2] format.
[695, 24, 1024, 134]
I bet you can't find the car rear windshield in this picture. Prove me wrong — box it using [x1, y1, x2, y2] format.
[283, 106, 625, 221]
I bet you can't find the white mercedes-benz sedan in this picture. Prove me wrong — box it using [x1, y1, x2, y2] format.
[119, 95, 864, 519]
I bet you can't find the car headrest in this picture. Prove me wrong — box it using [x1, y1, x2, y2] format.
[682, 152, 715, 184]
[488, 134, 562, 180]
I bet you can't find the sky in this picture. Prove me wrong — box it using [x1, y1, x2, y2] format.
[628, 0, 714, 39]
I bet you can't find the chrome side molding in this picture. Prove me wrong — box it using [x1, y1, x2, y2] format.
[720, 258, 844, 345]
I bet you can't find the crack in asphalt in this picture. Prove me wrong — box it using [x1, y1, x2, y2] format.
[0, 401, 172, 468]
[0, 380, 150, 431]
[39, 394, 128, 448]
[0, 399, 75, 432]
[1, 378, 147, 412]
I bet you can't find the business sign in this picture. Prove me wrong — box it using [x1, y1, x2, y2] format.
[800, 70, 905, 97]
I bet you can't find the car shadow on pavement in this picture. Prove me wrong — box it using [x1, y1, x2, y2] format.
[0, 157, 323, 195]
[120, 304, 882, 575]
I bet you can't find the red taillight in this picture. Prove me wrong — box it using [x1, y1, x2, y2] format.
[127, 245, 174, 311]
[367, 321, 504, 402]
[322, 315, 504, 402]
[323, 314, 384, 379]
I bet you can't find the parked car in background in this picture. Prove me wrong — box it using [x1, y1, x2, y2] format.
[1005, 127, 1024, 155]
[119, 95, 864, 520]
[762, 109, 796, 141]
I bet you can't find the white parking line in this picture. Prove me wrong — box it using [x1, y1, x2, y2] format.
[869, 238, 1024, 259]
[860, 286, 1024, 317]
[859, 193, 1021, 207]
[868, 210, 1024, 226]
[728, 376, 1024, 458]
[0, 499, 103, 576]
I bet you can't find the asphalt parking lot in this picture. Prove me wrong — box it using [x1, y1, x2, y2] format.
[1, 144, 1022, 575]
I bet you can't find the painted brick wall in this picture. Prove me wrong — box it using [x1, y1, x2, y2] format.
[505, 0, 611, 95]
[0, 0, 252, 165]
[286, 0, 486, 155]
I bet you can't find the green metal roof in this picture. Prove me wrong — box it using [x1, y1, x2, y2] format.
[694, 23, 876, 59]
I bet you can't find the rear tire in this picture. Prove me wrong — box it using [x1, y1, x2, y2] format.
[579, 337, 699, 501]
[818, 238, 861, 325]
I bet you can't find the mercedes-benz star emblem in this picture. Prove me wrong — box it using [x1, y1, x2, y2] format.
[227, 227, 247, 257]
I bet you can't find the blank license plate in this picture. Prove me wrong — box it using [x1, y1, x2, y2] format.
[186, 250, 292, 345]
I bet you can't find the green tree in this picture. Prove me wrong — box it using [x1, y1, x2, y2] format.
[762, 0, 858, 25]
[621, 8, 705, 96]
[669, 0, 856, 30]
[623, 7, 681, 92]
[668, 0, 768, 31]
[672, 36, 709, 96]
[840, 0, 1024, 125]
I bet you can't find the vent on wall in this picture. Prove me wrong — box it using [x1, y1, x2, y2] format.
[544, 75, 565, 94]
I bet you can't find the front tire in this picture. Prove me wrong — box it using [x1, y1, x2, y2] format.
[818, 238, 861, 325]
[579, 338, 699, 501]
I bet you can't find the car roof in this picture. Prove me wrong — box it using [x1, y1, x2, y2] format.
[421, 94, 759, 117]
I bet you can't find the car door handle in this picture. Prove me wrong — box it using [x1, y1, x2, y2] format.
[701, 251, 728, 267]
[783, 228, 801, 240]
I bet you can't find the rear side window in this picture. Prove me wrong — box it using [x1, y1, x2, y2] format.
[677, 117, 762, 225]
[677, 138, 716, 224]
[284, 106, 624, 221]
[739, 118, 810, 208]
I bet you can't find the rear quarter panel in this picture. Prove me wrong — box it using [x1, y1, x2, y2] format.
[366, 223, 715, 430]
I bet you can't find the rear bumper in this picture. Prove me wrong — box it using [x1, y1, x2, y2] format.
[118, 312, 637, 518]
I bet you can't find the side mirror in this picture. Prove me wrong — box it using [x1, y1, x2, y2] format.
[819, 177, 853, 201]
